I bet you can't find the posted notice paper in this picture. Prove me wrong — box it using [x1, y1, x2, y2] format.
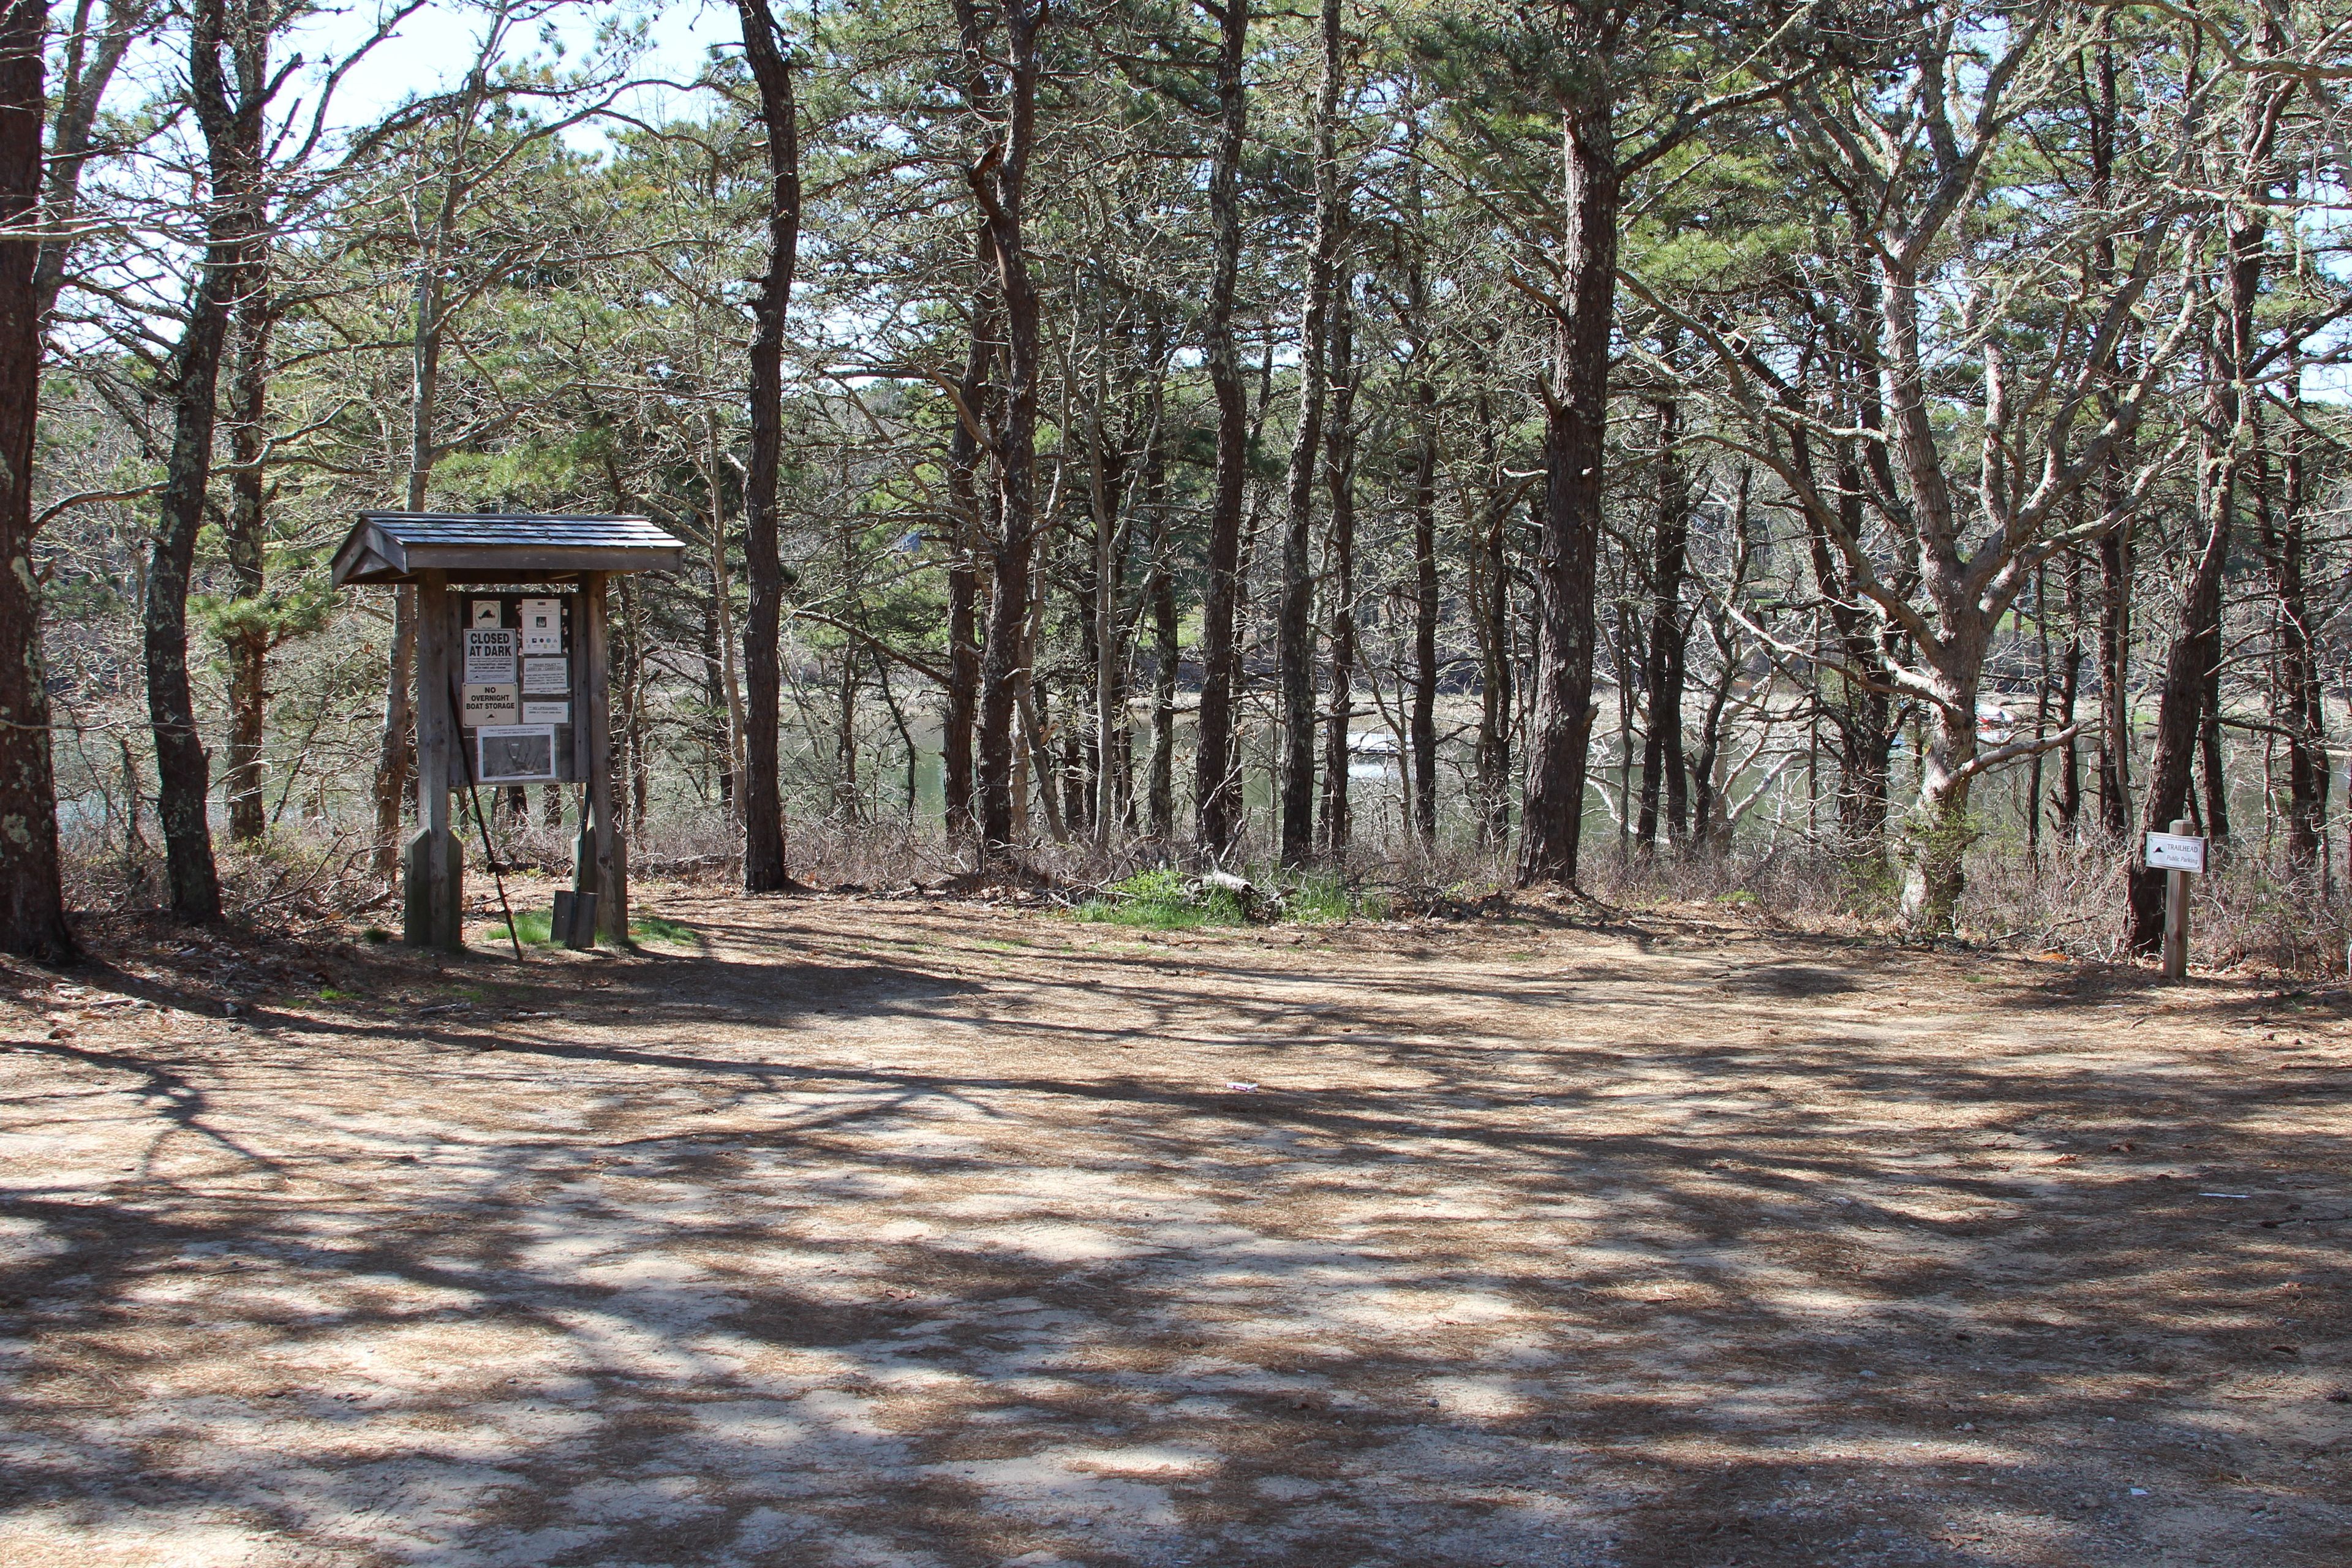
[521, 700, 570, 725]
[464, 628, 516, 687]
[522, 656, 570, 695]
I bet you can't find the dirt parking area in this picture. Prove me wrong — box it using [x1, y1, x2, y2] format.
[1, 889, 2347, 1567]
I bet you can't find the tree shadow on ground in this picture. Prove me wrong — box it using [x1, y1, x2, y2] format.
[0, 894, 2345, 1567]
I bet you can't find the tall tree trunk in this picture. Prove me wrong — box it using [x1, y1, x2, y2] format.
[2260, 381, 2325, 874]
[1469, 383, 1515, 851]
[2054, 550, 2082, 840]
[1147, 512, 1178, 844]
[6, 0, 135, 956]
[221, 288, 272, 844]
[968, 0, 1043, 859]
[2130, 483, 2230, 948]
[1406, 378, 1439, 853]
[701, 412, 747, 820]
[2095, 513, 2132, 837]
[1276, 0, 1341, 865]
[1518, 92, 1618, 886]
[374, 49, 497, 883]
[833, 650, 859, 821]
[1084, 307, 1127, 845]
[699, 594, 736, 810]
[2199, 662, 2230, 843]
[1142, 327, 1177, 845]
[0, 0, 72, 959]
[941, 238, 995, 850]
[2131, 156, 2271, 948]
[1635, 393, 1690, 853]
[1319, 269, 1357, 855]
[736, 0, 801, 891]
[148, 0, 263, 924]
[1193, 0, 1249, 856]
[2086, 7, 2132, 844]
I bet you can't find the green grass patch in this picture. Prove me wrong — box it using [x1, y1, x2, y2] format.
[317, 986, 362, 1003]
[1072, 867, 1390, 929]
[1073, 868, 1250, 930]
[503, 910, 557, 946]
[630, 914, 699, 948]
[477, 909, 701, 949]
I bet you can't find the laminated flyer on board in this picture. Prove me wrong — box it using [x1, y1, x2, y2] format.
[522, 656, 569, 695]
[476, 725, 557, 782]
[521, 597, 563, 654]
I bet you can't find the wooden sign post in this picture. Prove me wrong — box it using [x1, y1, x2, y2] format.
[331, 513, 684, 953]
[2146, 818, 2206, 981]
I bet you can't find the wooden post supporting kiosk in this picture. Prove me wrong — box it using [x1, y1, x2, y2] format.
[331, 513, 685, 951]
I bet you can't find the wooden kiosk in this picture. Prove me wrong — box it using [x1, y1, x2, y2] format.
[331, 512, 687, 951]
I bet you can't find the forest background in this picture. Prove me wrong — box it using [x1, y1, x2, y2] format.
[6, 0, 2352, 974]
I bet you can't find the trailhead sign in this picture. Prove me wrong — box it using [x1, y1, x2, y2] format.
[2146, 831, 2207, 874]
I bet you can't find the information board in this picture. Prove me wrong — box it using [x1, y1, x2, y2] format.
[451, 594, 575, 785]
[2146, 831, 2206, 873]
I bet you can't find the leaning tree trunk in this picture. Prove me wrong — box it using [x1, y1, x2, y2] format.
[0, 0, 72, 960]
[1193, 0, 1248, 856]
[736, 0, 801, 892]
[146, 0, 260, 924]
[1518, 94, 1618, 887]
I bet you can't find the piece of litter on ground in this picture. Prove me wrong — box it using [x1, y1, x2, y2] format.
[2130, 1487, 2149, 1496]
[1224, 1081, 1261, 1093]
[2199, 1192, 2250, 1199]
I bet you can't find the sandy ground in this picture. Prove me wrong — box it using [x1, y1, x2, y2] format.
[0, 886, 2346, 1568]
